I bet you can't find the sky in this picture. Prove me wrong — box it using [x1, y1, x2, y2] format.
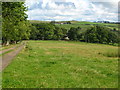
[25, 0, 119, 22]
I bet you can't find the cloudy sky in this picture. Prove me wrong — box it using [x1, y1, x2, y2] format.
[25, 0, 119, 22]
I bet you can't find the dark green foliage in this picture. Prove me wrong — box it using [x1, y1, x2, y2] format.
[66, 21, 71, 24]
[50, 21, 55, 24]
[29, 25, 38, 40]
[2, 2, 31, 45]
[53, 27, 63, 40]
[31, 23, 67, 40]
[32, 23, 55, 40]
[67, 25, 119, 45]
[67, 27, 81, 41]
[84, 25, 119, 44]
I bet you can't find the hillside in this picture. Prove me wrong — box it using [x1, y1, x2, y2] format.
[29, 20, 118, 31]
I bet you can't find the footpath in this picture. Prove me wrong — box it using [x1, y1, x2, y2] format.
[0, 42, 26, 71]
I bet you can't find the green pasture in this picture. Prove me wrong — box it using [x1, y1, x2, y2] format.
[56, 21, 118, 31]
[29, 20, 118, 30]
[2, 40, 118, 88]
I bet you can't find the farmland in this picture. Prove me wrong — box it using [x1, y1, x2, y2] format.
[30, 20, 118, 29]
[56, 21, 118, 32]
[2, 40, 118, 88]
[2, 2, 119, 89]
[2, 20, 119, 88]
[29, 20, 118, 34]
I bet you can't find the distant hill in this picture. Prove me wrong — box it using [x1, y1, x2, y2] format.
[29, 20, 118, 31]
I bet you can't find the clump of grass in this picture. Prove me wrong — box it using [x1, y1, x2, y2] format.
[103, 51, 119, 57]
[25, 44, 32, 51]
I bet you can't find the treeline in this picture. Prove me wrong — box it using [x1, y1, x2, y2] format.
[30, 23, 67, 40]
[29, 22, 119, 45]
[2, 2, 31, 45]
[2, 2, 119, 45]
[68, 25, 119, 44]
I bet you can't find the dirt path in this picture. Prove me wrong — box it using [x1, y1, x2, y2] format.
[0, 43, 22, 55]
[0, 43, 26, 71]
[0, 46, 17, 55]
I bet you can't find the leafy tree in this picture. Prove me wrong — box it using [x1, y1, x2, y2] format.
[107, 31, 118, 44]
[31, 23, 68, 40]
[61, 28, 68, 35]
[32, 23, 55, 40]
[53, 27, 64, 40]
[81, 25, 119, 44]
[68, 27, 81, 41]
[2, 2, 30, 45]
[29, 25, 38, 40]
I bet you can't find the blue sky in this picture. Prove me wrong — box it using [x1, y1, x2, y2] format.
[25, 0, 119, 22]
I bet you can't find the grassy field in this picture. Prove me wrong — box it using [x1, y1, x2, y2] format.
[56, 21, 118, 31]
[29, 20, 118, 31]
[2, 40, 118, 88]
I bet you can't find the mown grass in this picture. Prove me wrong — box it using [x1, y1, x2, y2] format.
[2, 40, 118, 88]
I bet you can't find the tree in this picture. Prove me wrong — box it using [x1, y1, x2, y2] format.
[68, 27, 81, 41]
[29, 25, 38, 40]
[67, 21, 71, 24]
[32, 23, 55, 40]
[2, 2, 30, 45]
[30, 23, 68, 40]
[81, 25, 119, 44]
[53, 27, 64, 40]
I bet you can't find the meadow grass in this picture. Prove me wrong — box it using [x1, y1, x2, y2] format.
[2, 40, 118, 88]
[56, 21, 118, 30]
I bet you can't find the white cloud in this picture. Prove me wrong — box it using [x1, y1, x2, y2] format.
[25, 0, 40, 7]
[25, 0, 118, 22]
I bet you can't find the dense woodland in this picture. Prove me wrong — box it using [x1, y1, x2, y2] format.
[2, 2, 119, 45]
